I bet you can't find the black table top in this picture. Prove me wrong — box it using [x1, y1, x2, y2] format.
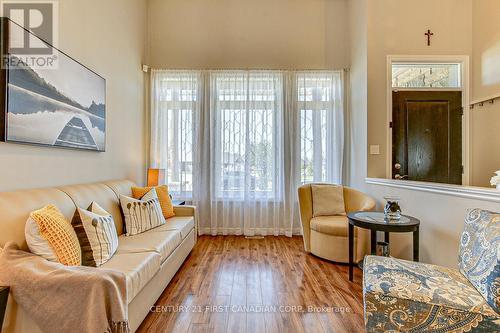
[347, 211, 420, 232]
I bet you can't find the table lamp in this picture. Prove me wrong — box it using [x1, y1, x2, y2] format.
[147, 168, 165, 187]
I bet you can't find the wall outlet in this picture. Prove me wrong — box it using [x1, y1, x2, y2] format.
[370, 145, 380, 155]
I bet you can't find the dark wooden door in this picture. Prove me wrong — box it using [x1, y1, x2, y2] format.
[392, 91, 462, 185]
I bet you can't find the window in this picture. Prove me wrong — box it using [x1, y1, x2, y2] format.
[150, 70, 344, 235]
[212, 71, 283, 199]
[296, 72, 343, 184]
[150, 71, 200, 198]
[392, 63, 461, 88]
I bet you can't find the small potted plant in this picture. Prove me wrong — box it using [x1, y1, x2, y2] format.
[491, 171, 500, 190]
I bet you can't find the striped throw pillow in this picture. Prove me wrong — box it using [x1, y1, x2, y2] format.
[71, 202, 119, 267]
[120, 188, 165, 236]
[131, 185, 175, 219]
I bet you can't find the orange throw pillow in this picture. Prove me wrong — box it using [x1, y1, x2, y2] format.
[131, 185, 175, 219]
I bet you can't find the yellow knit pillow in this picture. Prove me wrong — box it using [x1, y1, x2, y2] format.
[131, 185, 175, 219]
[30, 205, 82, 266]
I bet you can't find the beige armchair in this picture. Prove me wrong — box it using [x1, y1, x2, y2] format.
[297, 184, 376, 263]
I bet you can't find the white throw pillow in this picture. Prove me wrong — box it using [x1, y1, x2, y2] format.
[311, 184, 346, 217]
[25, 217, 58, 262]
[71, 202, 119, 267]
[120, 188, 166, 236]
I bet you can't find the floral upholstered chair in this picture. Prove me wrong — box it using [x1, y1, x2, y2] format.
[363, 209, 500, 332]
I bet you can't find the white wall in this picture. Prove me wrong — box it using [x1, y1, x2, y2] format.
[470, 0, 500, 187]
[0, 0, 148, 191]
[350, 0, 500, 268]
[364, 0, 500, 187]
[348, 0, 368, 189]
[147, 0, 350, 70]
[366, 0, 473, 179]
[366, 184, 499, 268]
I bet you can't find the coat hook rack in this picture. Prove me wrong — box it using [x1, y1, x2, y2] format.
[470, 94, 500, 109]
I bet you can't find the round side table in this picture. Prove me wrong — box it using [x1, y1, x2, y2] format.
[347, 211, 420, 282]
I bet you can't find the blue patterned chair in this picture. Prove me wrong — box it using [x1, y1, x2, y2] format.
[363, 209, 500, 332]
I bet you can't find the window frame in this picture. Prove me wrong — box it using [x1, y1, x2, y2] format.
[212, 73, 282, 200]
[156, 73, 199, 199]
[296, 72, 341, 184]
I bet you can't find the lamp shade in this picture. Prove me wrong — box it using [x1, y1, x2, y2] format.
[147, 168, 166, 187]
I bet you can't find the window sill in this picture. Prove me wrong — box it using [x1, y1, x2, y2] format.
[365, 178, 500, 203]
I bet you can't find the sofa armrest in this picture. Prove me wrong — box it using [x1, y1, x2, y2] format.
[173, 205, 196, 217]
[173, 205, 198, 240]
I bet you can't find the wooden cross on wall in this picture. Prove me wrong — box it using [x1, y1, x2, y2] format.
[425, 29, 434, 46]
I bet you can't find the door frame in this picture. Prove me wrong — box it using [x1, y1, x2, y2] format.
[386, 55, 470, 185]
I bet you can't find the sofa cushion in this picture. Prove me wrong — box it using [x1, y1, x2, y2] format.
[100, 251, 161, 303]
[59, 182, 126, 236]
[0, 187, 76, 250]
[310, 215, 350, 236]
[363, 255, 500, 332]
[459, 209, 500, 313]
[152, 216, 195, 239]
[116, 229, 182, 263]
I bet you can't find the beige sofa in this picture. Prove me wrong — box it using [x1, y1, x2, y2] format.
[0, 180, 197, 333]
[297, 184, 375, 263]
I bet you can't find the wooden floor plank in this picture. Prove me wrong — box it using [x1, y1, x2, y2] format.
[137, 236, 364, 333]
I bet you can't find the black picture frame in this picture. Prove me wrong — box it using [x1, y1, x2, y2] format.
[0, 18, 8, 142]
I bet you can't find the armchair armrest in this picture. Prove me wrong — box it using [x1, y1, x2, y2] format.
[344, 188, 376, 212]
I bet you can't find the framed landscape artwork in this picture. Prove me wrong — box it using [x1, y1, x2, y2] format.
[0, 18, 106, 151]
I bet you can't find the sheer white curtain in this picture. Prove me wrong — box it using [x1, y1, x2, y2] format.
[293, 71, 344, 184]
[150, 69, 344, 237]
[203, 71, 289, 236]
[150, 70, 201, 199]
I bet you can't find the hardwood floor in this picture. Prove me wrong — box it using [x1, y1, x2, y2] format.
[137, 236, 364, 333]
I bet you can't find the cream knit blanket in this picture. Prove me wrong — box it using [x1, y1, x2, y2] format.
[0, 242, 129, 333]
